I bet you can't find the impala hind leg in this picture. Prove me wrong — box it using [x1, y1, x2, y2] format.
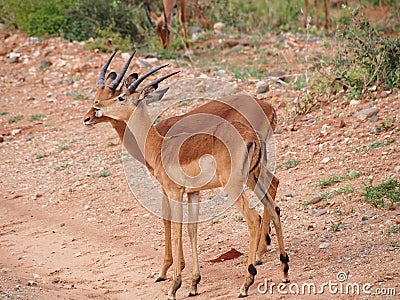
[187, 192, 201, 296]
[256, 209, 271, 265]
[249, 169, 289, 284]
[256, 174, 279, 265]
[234, 194, 261, 298]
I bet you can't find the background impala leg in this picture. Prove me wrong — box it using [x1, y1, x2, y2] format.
[187, 192, 201, 296]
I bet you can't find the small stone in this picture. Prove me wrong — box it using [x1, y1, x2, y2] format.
[370, 126, 381, 134]
[83, 204, 90, 210]
[27, 280, 37, 286]
[216, 70, 228, 78]
[321, 157, 332, 164]
[308, 209, 316, 215]
[354, 107, 379, 121]
[214, 22, 225, 34]
[361, 215, 372, 221]
[256, 83, 269, 94]
[11, 129, 22, 135]
[380, 91, 388, 98]
[319, 242, 330, 249]
[394, 166, 400, 173]
[309, 196, 323, 205]
[225, 39, 239, 48]
[8, 52, 21, 63]
[0, 135, 4, 143]
[230, 45, 244, 52]
[349, 100, 360, 106]
[369, 115, 379, 122]
[307, 225, 314, 231]
[33, 274, 41, 280]
[40, 59, 52, 69]
[316, 209, 328, 217]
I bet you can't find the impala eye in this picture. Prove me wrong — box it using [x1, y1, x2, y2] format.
[117, 95, 126, 102]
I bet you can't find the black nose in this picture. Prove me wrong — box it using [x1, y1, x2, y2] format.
[84, 117, 91, 123]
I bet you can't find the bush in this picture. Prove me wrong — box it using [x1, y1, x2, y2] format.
[0, 0, 146, 46]
[331, 9, 400, 96]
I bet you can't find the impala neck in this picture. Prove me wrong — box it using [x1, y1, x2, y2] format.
[109, 119, 145, 165]
[126, 101, 162, 168]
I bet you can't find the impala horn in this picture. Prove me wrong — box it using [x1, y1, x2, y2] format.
[138, 71, 180, 92]
[108, 50, 136, 90]
[98, 50, 118, 86]
[127, 64, 169, 94]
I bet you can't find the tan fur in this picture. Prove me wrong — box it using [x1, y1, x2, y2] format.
[90, 77, 289, 299]
[147, 0, 188, 49]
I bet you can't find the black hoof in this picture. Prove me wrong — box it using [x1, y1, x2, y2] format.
[188, 292, 198, 297]
[238, 294, 248, 298]
[155, 277, 167, 282]
[255, 260, 263, 266]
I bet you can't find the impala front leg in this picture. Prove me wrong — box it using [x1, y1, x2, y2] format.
[167, 189, 184, 300]
[157, 193, 173, 282]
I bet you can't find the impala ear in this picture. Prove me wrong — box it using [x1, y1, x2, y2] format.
[124, 73, 139, 89]
[146, 87, 169, 104]
[106, 72, 117, 84]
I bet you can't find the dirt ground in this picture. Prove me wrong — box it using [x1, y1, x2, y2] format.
[0, 26, 399, 300]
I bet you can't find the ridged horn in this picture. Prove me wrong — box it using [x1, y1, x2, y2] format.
[98, 50, 118, 87]
[138, 71, 180, 91]
[127, 64, 169, 94]
[108, 50, 136, 90]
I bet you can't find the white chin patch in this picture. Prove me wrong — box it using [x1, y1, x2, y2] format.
[95, 109, 103, 117]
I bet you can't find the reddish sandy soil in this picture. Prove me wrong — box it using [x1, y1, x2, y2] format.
[0, 26, 399, 300]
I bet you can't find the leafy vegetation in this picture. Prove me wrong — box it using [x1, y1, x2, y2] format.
[363, 178, 400, 208]
[318, 171, 362, 189]
[29, 114, 46, 121]
[92, 171, 111, 178]
[8, 115, 23, 124]
[329, 10, 400, 97]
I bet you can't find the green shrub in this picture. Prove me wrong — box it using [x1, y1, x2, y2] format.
[364, 178, 400, 208]
[0, 0, 146, 47]
[331, 10, 400, 96]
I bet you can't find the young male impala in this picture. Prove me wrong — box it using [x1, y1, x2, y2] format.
[84, 50, 281, 273]
[145, 0, 188, 49]
[88, 53, 290, 299]
[84, 51, 277, 276]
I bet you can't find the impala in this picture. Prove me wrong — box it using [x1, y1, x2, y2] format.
[304, 0, 331, 29]
[83, 50, 280, 278]
[145, 0, 188, 49]
[88, 54, 290, 299]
